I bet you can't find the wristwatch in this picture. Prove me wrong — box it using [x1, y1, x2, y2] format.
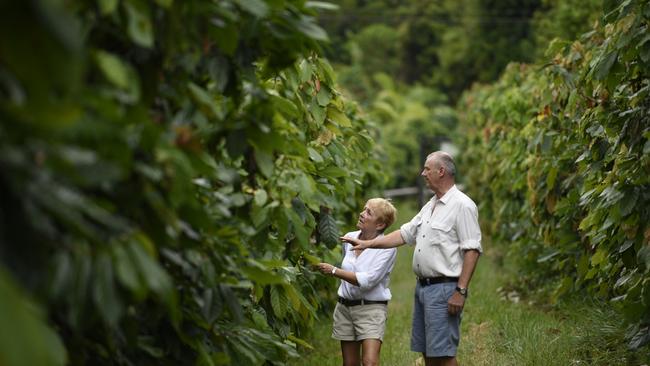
[455, 286, 468, 297]
[331, 267, 337, 275]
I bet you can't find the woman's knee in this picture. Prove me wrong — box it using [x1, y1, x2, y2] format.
[361, 356, 379, 366]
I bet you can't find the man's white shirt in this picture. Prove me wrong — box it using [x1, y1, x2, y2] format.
[400, 185, 483, 278]
[338, 230, 397, 301]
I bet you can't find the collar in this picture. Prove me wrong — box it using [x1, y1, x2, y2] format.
[435, 184, 458, 205]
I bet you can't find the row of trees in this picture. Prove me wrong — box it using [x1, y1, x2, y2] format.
[319, 0, 603, 102]
[313, 0, 603, 189]
[457, 0, 650, 350]
[0, 1, 385, 365]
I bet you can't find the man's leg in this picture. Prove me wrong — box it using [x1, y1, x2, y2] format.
[421, 283, 462, 361]
[360, 339, 382, 366]
[341, 340, 361, 366]
[424, 356, 458, 366]
[411, 283, 426, 354]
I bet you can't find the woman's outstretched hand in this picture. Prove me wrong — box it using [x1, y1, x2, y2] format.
[317, 262, 335, 275]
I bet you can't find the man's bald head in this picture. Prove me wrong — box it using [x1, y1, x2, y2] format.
[427, 151, 456, 177]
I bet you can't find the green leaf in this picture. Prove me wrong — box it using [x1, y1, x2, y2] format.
[127, 241, 173, 297]
[236, 0, 269, 18]
[546, 166, 558, 188]
[124, 1, 154, 48]
[628, 325, 650, 350]
[251, 204, 270, 228]
[286, 334, 314, 349]
[255, 150, 275, 178]
[307, 147, 323, 163]
[94, 50, 131, 89]
[592, 51, 618, 80]
[638, 246, 650, 270]
[153, 0, 172, 8]
[327, 106, 351, 127]
[318, 210, 339, 248]
[98, 0, 118, 15]
[293, 16, 328, 41]
[113, 244, 146, 297]
[254, 189, 268, 206]
[316, 88, 331, 107]
[591, 248, 608, 266]
[0, 269, 67, 366]
[270, 286, 288, 318]
[271, 95, 299, 118]
[137, 336, 165, 358]
[618, 191, 637, 217]
[318, 166, 347, 178]
[241, 260, 284, 285]
[93, 252, 122, 327]
[298, 59, 313, 83]
[49, 253, 72, 301]
[302, 253, 321, 266]
[188, 82, 223, 119]
[305, 1, 339, 11]
[537, 251, 560, 263]
[310, 99, 326, 125]
[287, 209, 310, 247]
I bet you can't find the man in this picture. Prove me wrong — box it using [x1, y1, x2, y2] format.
[341, 151, 482, 366]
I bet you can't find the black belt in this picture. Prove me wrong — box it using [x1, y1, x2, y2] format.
[418, 276, 458, 286]
[338, 297, 388, 306]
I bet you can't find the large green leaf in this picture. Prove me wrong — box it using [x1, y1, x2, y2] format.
[0, 269, 67, 366]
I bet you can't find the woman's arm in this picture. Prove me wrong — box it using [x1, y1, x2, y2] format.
[355, 248, 397, 290]
[317, 262, 359, 286]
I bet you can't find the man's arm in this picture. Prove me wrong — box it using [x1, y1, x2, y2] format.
[340, 229, 405, 250]
[447, 249, 480, 315]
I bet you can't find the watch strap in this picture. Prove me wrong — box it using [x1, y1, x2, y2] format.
[455, 286, 468, 297]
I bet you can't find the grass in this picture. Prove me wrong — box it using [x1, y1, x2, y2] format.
[290, 200, 650, 365]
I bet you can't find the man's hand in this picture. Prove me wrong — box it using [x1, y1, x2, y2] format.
[340, 236, 372, 250]
[317, 263, 335, 275]
[447, 291, 465, 315]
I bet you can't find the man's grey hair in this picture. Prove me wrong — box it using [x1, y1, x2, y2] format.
[427, 151, 456, 177]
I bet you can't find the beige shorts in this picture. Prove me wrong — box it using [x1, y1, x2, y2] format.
[331, 302, 388, 342]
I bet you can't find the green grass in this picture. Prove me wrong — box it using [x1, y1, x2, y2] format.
[290, 200, 650, 365]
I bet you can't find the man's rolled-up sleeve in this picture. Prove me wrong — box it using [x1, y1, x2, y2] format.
[457, 204, 482, 253]
[400, 211, 423, 245]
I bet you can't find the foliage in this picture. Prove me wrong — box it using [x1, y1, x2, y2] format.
[433, 0, 541, 101]
[368, 77, 455, 187]
[531, 0, 602, 58]
[320, 0, 543, 101]
[0, 0, 385, 365]
[457, 0, 650, 349]
[349, 24, 403, 84]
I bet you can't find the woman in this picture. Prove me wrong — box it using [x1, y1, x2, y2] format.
[318, 198, 397, 366]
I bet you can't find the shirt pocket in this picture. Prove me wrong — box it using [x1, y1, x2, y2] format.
[429, 221, 453, 244]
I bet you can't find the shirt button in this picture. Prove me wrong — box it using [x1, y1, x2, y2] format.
[422, 235, 425, 238]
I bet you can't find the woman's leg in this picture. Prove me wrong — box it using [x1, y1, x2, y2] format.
[341, 340, 361, 366]
[360, 339, 382, 366]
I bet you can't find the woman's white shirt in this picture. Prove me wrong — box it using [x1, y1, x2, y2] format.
[337, 230, 397, 301]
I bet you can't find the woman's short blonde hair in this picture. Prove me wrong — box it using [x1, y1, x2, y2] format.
[366, 198, 397, 231]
